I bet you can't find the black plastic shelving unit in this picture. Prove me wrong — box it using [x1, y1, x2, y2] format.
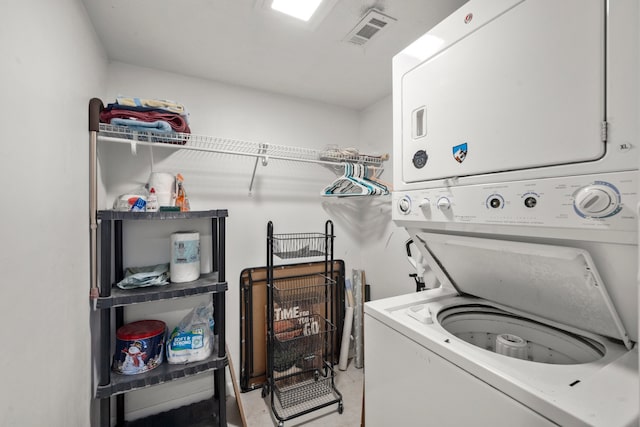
[94, 209, 228, 427]
[96, 273, 225, 309]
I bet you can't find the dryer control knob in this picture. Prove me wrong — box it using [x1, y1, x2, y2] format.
[398, 196, 412, 214]
[573, 184, 620, 218]
[437, 197, 451, 211]
[418, 198, 431, 217]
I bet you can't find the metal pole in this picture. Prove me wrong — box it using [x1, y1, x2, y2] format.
[89, 98, 103, 309]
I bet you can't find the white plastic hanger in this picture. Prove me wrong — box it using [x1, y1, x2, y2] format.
[322, 163, 370, 196]
[322, 163, 390, 197]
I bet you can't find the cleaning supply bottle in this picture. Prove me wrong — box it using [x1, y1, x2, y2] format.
[147, 187, 159, 212]
[175, 174, 191, 212]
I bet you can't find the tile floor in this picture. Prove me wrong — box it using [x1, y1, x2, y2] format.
[227, 361, 363, 427]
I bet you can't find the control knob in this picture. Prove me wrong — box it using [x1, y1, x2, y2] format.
[437, 197, 451, 211]
[573, 183, 621, 218]
[398, 196, 412, 214]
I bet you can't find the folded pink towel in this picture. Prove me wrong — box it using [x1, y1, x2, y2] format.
[100, 109, 191, 133]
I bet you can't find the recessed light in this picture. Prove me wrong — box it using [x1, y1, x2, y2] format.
[271, 0, 323, 22]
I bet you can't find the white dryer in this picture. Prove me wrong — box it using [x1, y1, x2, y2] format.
[365, 0, 639, 425]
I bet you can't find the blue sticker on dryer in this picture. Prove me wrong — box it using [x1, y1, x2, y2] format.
[453, 143, 468, 163]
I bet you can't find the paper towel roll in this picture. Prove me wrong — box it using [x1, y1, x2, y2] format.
[149, 172, 175, 194]
[170, 232, 200, 283]
[156, 191, 173, 207]
[199, 234, 212, 274]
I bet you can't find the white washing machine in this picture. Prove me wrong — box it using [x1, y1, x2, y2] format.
[365, 0, 639, 425]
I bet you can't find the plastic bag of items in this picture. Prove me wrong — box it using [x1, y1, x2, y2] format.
[166, 303, 214, 364]
[116, 263, 170, 290]
[113, 186, 149, 212]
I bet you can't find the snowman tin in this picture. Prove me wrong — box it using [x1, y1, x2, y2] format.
[113, 320, 166, 375]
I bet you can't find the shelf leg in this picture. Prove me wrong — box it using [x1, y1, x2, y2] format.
[116, 307, 125, 426]
[98, 219, 112, 427]
[214, 367, 227, 425]
[99, 307, 111, 427]
[114, 220, 126, 426]
[215, 294, 226, 359]
[218, 216, 225, 283]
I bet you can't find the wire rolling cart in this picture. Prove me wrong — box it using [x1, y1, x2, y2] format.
[263, 220, 343, 426]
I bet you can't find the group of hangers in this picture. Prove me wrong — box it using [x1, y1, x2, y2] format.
[322, 163, 390, 197]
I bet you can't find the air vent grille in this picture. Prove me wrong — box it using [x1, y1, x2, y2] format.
[344, 8, 396, 46]
[369, 18, 387, 27]
[356, 25, 380, 39]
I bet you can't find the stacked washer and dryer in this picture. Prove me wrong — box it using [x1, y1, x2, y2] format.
[364, 0, 639, 425]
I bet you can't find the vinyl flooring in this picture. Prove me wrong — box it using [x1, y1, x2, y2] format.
[227, 361, 364, 427]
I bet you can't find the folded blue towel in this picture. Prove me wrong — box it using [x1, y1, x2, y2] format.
[111, 117, 173, 133]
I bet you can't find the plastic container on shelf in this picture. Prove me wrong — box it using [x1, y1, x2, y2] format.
[146, 188, 159, 212]
[113, 320, 166, 375]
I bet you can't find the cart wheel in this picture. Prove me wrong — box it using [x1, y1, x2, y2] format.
[338, 401, 344, 414]
[261, 385, 269, 398]
[278, 421, 284, 427]
[314, 370, 319, 381]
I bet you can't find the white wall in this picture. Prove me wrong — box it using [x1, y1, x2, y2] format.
[0, 4, 412, 423]
[358, 96, 415, 299]
[99, 62, 380, 418]
[0, 1, 107, 426]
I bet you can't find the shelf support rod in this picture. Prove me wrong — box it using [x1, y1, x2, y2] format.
[248, 144, 268, 196]
[89, 98, 104, 310]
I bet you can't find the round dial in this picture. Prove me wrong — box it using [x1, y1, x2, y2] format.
[485, 193, 504, 209]
[573, 183, 621, 218]
[437, 197, 451, 210]
[524, 196, 537, 208]
[398, 196, 412, 214]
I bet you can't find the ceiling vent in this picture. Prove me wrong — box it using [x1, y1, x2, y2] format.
[344, 9, 396, 45]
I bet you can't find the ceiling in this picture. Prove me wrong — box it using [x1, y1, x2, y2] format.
[81, 0, 467, 110]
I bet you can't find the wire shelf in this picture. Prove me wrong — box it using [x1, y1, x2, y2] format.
[274, 366, 338, 411]
[272, 274, 334, 306]
[270, 232, 333, 259]
[271, 315, 334, 378]
[97, 123, 385, 167]
[273, 315, 333, 359]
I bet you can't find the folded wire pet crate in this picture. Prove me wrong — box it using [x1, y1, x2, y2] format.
[264, 220, 343, 426]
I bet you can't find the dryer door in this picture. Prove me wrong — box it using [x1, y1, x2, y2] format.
[400, 0, 606, 183]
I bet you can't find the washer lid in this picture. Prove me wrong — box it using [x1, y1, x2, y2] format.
[416, 233, 632, 349]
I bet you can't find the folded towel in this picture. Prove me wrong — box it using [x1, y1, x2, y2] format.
[105, 103, 189, 123]
[111, 118, 173, 133]
[116, 96, 186, 115]
[100, 108, 191, 133]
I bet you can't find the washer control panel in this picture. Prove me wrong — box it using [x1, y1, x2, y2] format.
[393, 171, 637, 231]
